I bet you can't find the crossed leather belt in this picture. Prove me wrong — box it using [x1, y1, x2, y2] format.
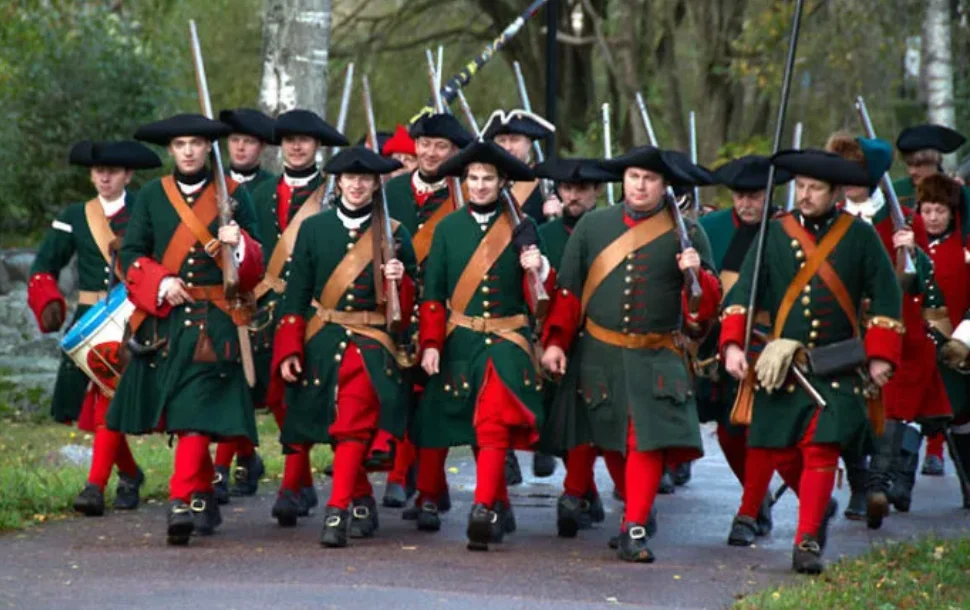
[584, 317, 682, 355]
[185, 285, 253, 326]
[447, 311, 537, 370]
[304, 303, 411, 367]
[78, 290, 108, 306]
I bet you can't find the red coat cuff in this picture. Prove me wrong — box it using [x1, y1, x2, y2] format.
[237, 230, 264, 293]
[682, 268, 721, 324]
[541, 287, 581, 353]
[865, 325, 904, 369]
[419, 300, 447, 353]
[27, 273, 66, 332]
[125, 257, 174, 318]
[718, 310, 747, 356]
[271, 314, 306, 374]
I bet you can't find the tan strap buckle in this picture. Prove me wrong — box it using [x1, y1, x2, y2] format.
[203, 239, 221, 258]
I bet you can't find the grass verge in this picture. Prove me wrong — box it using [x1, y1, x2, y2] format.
[735, 536, 970, 610]
[0, 412, 332, 531]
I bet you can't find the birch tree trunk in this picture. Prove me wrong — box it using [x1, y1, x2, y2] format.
[922, 0, 956, 168]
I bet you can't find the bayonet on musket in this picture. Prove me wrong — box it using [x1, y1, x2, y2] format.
[324, 63, 356, 203]
[601, 103, 615, 206]
[425, 49, 465, 208]
[512, 61, 552, 199]
[785, 122, 803, 212]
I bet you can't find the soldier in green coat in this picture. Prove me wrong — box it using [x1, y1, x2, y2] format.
[29, 140, 160, 516]
[220, 108, 278, 194]
[720, 149, 904, 574]
[540, 146, 722, 563]
[269, 146, 416, 547]
[416, 141, 554, 550]
[107, 113, 265, 545]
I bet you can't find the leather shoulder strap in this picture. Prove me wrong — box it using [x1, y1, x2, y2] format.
[450, 212, 514, 315]
[412, 182, 467, 264]
[510, 179, 540, 211]
[159, 176, 222, 274]
[317, 220, 401, 310]
[83, 198, 122, 280]
[580, 210, 675, 318]
[255, 185, 325, 298]
[775, 214, 857, 337]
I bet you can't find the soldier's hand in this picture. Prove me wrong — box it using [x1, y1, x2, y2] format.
[676, 248, 701, 272]
[421, 348, 440, 376]
[892, 228, 915, 250]
[218, 221, 241, 247]
[280, 355, 302, 383]
[519, 246, 542, 272]
[163, 278, 195, 306]
[541, 345, 567, 376]
[542, 195, 564, 219]
[724, 344, 748, 380]
[383, 258, 405, 282]
[942, 339, 970, 369]
[40, 301, 65, 332]
[868, 358, 893, 387]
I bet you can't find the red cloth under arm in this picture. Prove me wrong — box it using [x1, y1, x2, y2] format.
[27, 273, 66, 332]
[682, 267, 721, 324]
[542, 287, 582, 352]
[235, 230, 264, 293]
[125, 256, 174, 318]
[418, 300, 447, 353]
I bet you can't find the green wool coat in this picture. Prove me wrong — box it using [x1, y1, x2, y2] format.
[724, 210, 902, 457]
[277, 208, 416, 446]
[107, 177, 260, 441]
[247, 172, 324, 405]
[518, 182, 547, 226]
[413, 207, 546, 449]
[31, 192, 136, 423]
[893, 176, 970, 239]
[538, 217, 572, 270]
[548, 203, 714, 455]
[229, 168, 277, 197]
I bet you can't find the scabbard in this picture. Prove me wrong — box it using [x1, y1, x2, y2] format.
[238, 326, 256, 387]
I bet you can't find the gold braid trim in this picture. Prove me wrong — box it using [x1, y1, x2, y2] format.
[924, 306, 953, 336]
[720, 305, 747, 321]
[866, 315, 906, 334]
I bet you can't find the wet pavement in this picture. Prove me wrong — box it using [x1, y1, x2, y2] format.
[2, 427, 969, 610]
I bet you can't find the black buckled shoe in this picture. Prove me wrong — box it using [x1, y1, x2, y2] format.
[587, 491, 606, 525]
[817, 498, 838, 551]
[921, 454, 944, 476]
[557, 494, 584, 538]
[672, 461, 692, 486]
[166, 500, 194, 545]
[115, 468, 145, 510]
[532, 452, 557, 478]
[73, 483, 105, 517]
[190, 492, 222, 536]
[349, 496, 379, 538]
[844, 489, 867, 521]
[657, 470, 676, 495]
[383, 482, 408, 508]
[505, 451, 523, 487]
[272, 489, 303, 527]
[866, 491, 889, 530]
[416, 501, 441, 532]
[727, 515, 758, 547]
[494, 500, 515, 537]
[617, 523, 655, 563]
[756, 495, 773, 536]
[467, 503, 498, 551]
[213, 466, 230, 506]
[230, 452, 265, 497]
[320, 506, 350, 548]
[792, 535, 824, 574]
[301, 484, 318, 512]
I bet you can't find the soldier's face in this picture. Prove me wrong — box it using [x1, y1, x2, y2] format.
[731, 190, 765, 224]
[90, 167, 133, 200]
[493, 134, 532, 164]
[337, 173, 380, 208]
[906, 161, 939, 185]
[624, 167, 666, 211]
[168, 136, 211, 174]
[466, 163, 502, 204]
[919, 201, 952, 235]
[227, 134, 264, 170]
[390, 153, 417, 179]
[558, 182, 600, 217]
[794, 176, 837, 218]
[415, 137, 456, 175]
[281, 135, 319, 170]
[843, 185, 870, 203]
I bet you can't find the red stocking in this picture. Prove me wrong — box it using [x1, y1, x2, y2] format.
[926, 433, 945, 460]
[415, 447, 449, 504]
[214, 442, 236, 469]
[737, 446, 776, 519]
[603, 450, 626, 501]
[352, 466, 373, 500]
[113, 436, 139, 478]
[280, 446, 308, 495]
[563, 445, 597, 497]
[88, 427, 123, 489]
[716, 424, 748, 485]
[329, 440, 368, 510]
[795, 442, 839, 544]
[622, 422, 663, 525]
[237, 438, 256, 459]
[387, 436, 417, 486]
[169, 433, 210, 502]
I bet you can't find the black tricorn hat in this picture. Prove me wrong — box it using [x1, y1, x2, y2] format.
[771, 149, 873, 187]
[713, 155, 793, 192]
[273, 109, 348, 146]
[599, 146, 687, 183]
[409, 113, 473, 148]
[662, 150, 715, 188]
[482, 109, 555, 141]
[69, 140, 162, 169]
[134, 113, 231, 146]
[219, 108, 276, 143]
[323, 146, 403, 175]
[435, 140, 534, 182]
[534, 157, 618, 184]
[896, 124, 966, 154]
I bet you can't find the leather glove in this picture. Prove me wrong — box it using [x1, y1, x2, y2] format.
[942, 338, 970, 369]
[40, 301, 65, 333]
[512, 220, 539, 251]
[754, 338, 805, 394]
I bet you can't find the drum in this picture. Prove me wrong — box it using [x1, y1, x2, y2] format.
[61, 284, 134, 398]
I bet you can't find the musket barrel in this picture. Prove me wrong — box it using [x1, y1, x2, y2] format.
[689, 111, 700, 215]
[325, 63, 355, 200]
[786, 122, 803, 211]
[602, 103, 615, 206]
[512, 61, 551, 199]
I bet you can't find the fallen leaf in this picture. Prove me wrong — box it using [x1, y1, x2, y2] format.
[401, 546, 418, 551]
[448, 467, 459, 474]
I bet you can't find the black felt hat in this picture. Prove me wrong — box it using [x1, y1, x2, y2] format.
[409, 113, 473, 148]
[273, 109, 348, 146]
[323, 146, 403, 175]
[534, 157, 618, 184]
[69, 140, 162, 169]
[770, 149, 872, 187]
[599, 146, 686, 183]
[482, 110, 555, 141]
[219, 108, 276, 143]
[435, 140, 534, 182]
[713, 155, 792, 192]
[896, 124, 966, 154]
[662, 150, 715, 188]
[134, 113, 231, 146]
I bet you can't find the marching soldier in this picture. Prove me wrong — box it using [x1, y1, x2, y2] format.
[540, 146, 722, 562]
[107, 113, 265, 545]
[381, 124, 418, 179]
[29, 139, 160, 516]
[269, 146, 416, 547]
[721, 149, 903, 574]
[416, 140, 554, 550]
[484, 109, 555, 225]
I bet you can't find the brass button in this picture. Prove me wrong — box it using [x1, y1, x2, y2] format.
[786, 384, 796, 393]
[339, 341, 347, 349]
[831, 381, 840, 389]
[346, 243, 354, 251]
[483, 312, 491, 319]
[809, 330, 818, 339]
[482, 300, 490, 307]
[184, 306, 192, 313]
[485, 338, 493, 346]
[481, 286, 489, 294]
[803, 309, 812, 318]
[624, 288, 632, 296]
[626, 264, 634, 271]
[184, 320, 192, 327]
[346, 329, 353, 336]
[346, 294, 355, 302]
[795, 250, 804, 260]
[187, 258, 195, 265]
[334, 354, 342, 362]
[807, 341, 816, 348]
[314, 378, 321, 386]
[462, 382, 470, 390]
[811, 319, 820, 328]
[626, 253, 635, 260]
[624, 304, 631, 311]
[344, 305, 354, 312]
[104, 266, 110, 273]
[524, 379, 531, 387]
[444, 384, 452, 392]
[561, 289, 569, 297]
[418, 223, 425, 230]
[790, 239, 799, 248]
[349, 230, 359, 239]
[802, 284, 811, 293]
[186, 282, 194, 287]
[624, 276, 632, 284]
[187, 272, 194, 278]
[623, 316, 630, 323]
[801, 296, 810, 306]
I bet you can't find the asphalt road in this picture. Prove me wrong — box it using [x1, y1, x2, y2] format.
[2, 427, 969, 610]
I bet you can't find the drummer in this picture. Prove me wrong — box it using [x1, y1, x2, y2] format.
[28, 139, 161, 517]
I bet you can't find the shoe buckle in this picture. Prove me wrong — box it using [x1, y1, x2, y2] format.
[421, 502, 439, 515]
[798, 539, 821, 553]
[233, 466, 248, 482]
[352, 505, 370, 519]
[628, 525, 647, 540]
[172, 503, 190, 515]
[325, 515, 343, 527]
[213, 472, 224, 484]
[489, 510, 499, 524]
[189, 498, 207, 512]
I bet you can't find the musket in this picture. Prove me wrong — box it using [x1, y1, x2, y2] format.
[425, 49, 465, 208]
[512, 61, 552, 199]
[601, 103, 615, 206]
[689, 111, 701, 217]
[410, 0, 550, 123]
[633, 92, 703, 312]
[854, 96, 918, 291]
[785, 122, 803, 211]
[362, 75, 402, 332]
[324, 62, 355, 202]
[454, 86, 550, 318]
